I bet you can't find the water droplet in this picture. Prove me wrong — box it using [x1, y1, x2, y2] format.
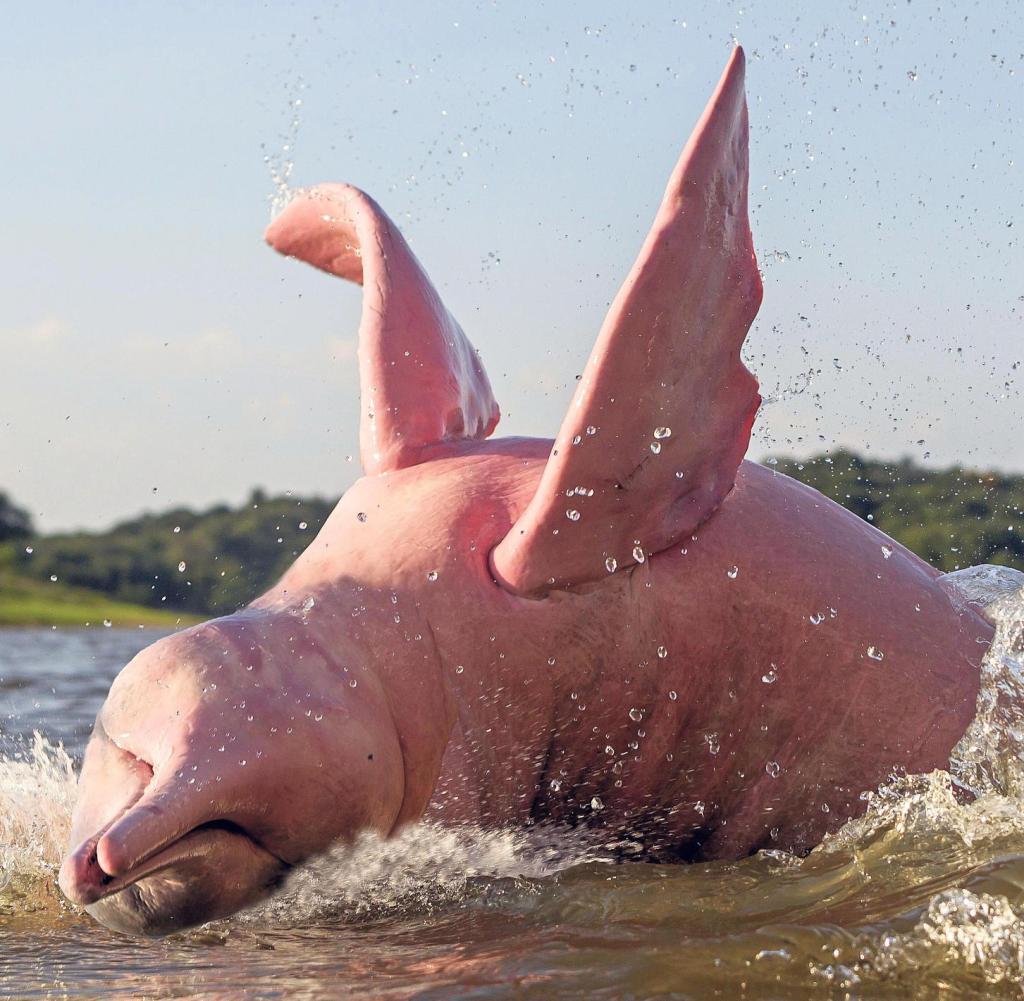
[705, 733, 720, 755]
[566, 509, 581, 522]
[455, 665, 464, 674]
[590, 796, 604, 811]
[550, 778, 562, 792]
[49, 574, 58, 582]
[867, 646, 885, 661]
[102, 619, 112, 628]
[654, 426, 672, 440]
[426, 569, 439, 582]
[547, 656, 556, 665]
[668, 690, 678, 701]
[629, 708, 643, 722]
[881, 544, 893, 559]
[586, 425, 597, 436]
[605, 745, 615, 756]
[605, 556, 617, 573]
[172, 525, 181, 534]
[761, 666, 777, 684]
[177, 561, 187, 573]
[650, 441, 662, 454]
[765, 760, 781, 778]
[24, 546, 33, 554]
[727, 565, 739, 579]
[301, 596, 315, 613]
[695, 800, 706, 816]
[349, 679, 358, 687]
[657, 645, 668, 659]
[809, 612, 825, 625]
[298, 521, 308, 531]
[632, 544, 646, 563]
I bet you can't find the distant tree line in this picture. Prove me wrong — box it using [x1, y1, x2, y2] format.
[2, 489, 335, 615]
[2, 451, 1024, 616]
[0, 492, 33, 542]
[770, 451, 1024, 571]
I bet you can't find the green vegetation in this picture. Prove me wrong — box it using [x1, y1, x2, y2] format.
[1, 492, 198, 626]
[0, 571, 200, 628]
[2, 451, 1024, 627]
[0, 489, 335, 626]
[770, 451, 1024, 572]
[0, 491, 33, 544]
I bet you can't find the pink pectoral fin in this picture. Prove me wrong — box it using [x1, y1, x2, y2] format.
[491, 47, 762, 596]
[265, 184, 500, 474]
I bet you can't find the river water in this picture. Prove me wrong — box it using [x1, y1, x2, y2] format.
[5, 589, 1024, 1000]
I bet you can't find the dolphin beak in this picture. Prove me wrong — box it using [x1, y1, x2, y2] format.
[59, 830, 114, 906]
[59, 717, 294, 933]
[60, 820, 291, 936]
[60, 819, 289, 908]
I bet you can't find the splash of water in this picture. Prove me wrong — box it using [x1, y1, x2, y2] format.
[858, 889, 1024, 989]
[0, 732, 75, 920]
[264, 81, 306, 219]
[950, 568, 1024, 799]
[0, 733, 75, 879]
[241, 823, 600, 927]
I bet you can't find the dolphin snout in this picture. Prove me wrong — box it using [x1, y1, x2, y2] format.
[58, 835, 114, 906]
[59, 728, 293, 933]
[61, 818, 289, 936]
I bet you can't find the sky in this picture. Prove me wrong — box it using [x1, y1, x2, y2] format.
[1, 1, 1021, 532]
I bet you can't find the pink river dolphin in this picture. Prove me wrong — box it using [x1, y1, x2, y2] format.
[59, 47, 995, 935]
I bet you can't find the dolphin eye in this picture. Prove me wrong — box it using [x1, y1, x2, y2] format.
[95, 719, 154, 778]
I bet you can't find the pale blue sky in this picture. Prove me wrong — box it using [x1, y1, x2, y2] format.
[1, 1, 1021, 531]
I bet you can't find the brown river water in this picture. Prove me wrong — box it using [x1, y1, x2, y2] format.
[4, 579, 1024, 1000]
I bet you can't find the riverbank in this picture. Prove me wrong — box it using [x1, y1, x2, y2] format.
[0, 572, 200, 628]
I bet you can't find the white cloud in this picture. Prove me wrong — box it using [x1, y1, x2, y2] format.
[0, 315, 70, 348]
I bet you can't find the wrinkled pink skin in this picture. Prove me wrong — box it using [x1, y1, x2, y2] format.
[59, 445, 991, 934]
[58, 47, 992, 935]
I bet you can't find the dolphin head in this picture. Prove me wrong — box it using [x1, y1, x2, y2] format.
[58, 615, 406, 935]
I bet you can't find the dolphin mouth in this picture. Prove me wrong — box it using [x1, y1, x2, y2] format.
[65, 820, 289, 907]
